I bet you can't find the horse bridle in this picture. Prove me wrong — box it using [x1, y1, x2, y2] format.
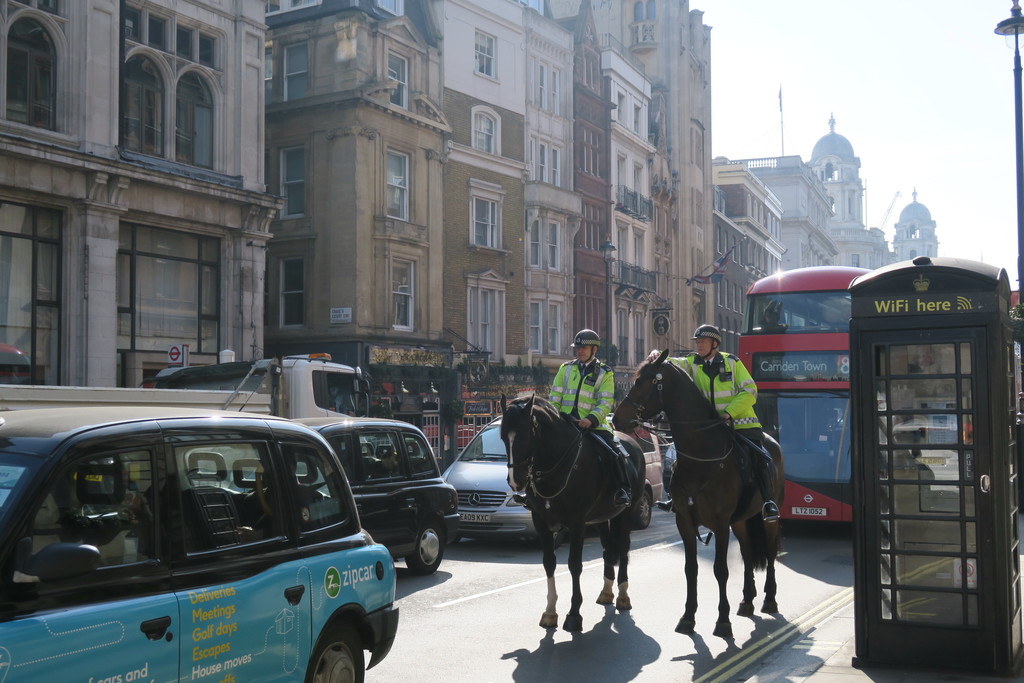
[627, 366, 734, 464]
[507, 412, 586, 500]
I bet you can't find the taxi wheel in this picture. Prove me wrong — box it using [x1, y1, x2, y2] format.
[307, 623, 364, 683]
[405, 521, 445, 575]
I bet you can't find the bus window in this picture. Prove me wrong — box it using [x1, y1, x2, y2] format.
[745, 292, 853, 334]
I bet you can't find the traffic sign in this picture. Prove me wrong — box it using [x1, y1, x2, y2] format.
[168, 344, 189, 367]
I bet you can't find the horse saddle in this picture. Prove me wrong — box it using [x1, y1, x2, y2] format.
[734, 432, 772, 487]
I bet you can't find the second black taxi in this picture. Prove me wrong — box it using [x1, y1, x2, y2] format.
[298, 417, 459, 575]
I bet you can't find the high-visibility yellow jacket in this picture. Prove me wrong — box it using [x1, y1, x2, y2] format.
[669, 352, 761, 429]
[549, 359, 615, 433]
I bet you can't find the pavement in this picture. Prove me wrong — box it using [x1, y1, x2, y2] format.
[793, 593, 1021, 683]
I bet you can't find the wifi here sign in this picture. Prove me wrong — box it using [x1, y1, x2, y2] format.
[852, 292, 998, 317]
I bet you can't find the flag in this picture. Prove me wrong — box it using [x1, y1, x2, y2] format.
[687, 247, 733, 286]
[778, 85, 782, 112]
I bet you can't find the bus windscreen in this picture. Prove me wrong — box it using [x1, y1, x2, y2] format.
[745, 292, 852, 335]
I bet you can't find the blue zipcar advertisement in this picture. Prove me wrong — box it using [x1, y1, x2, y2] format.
[0, 548, 393, 682]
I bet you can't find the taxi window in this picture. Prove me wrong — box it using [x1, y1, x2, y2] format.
[280, 441, 350, 531]
[0, 463, 30, 520]
[175, 443, 279, 553]
[27, 449, 156, 567]
[403, 433, 436, 477]
[358, 431, 403, 481]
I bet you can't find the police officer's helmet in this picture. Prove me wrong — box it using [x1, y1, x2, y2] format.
[572, 329, 601, 348]
[691, 324, 722, 344]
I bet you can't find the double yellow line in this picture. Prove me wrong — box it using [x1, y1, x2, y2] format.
[693, 586, 855, 683]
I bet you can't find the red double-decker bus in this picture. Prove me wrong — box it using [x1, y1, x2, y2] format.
[738, 266, 870, 522]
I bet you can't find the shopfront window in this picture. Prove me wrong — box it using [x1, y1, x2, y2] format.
[117, 225, 219, 355]
[0, 202, 61, 384]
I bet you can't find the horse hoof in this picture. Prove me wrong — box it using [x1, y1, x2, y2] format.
[615, 597, 632, 611]
[596, 590, 614, 605]
[675, 618, 695, 634]
[762, 600, 778, 614]
[539, 612, 558, 629]
[563, 614, 583, 632]
[713, 621, 733, 638]
[737, 601, 754, 617]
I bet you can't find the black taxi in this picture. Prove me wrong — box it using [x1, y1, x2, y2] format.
[297, 417, 459, 575]
[0, 407, 397, 682]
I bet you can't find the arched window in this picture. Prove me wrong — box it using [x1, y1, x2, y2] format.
[647, 0, 657, 20]
[473, 110, 497, 154]
[633, 2, 644, 22]
[175, 72, 213, 167]
[124, 56, 164, 155]
[6, 19, 56, 130]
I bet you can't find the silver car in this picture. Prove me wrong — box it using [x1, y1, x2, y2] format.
[442, 418, 663, 542]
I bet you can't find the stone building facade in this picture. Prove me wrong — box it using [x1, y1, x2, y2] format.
[0, 0, 278, 387]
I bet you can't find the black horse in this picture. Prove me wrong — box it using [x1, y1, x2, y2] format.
[499, 394, 646, 632]
[612, 350, 785, 638]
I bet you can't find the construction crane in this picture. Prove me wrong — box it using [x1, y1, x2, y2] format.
[877, 191, 901, 229]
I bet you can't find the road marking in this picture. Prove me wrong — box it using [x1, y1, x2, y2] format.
[693, 586, 854, 683]
[433, 538, 684, 609]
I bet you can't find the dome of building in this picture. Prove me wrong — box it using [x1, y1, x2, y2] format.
[898, 190, 932, 223]
[811, 114, 856, 162]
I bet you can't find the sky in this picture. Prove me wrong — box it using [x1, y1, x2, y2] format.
[702, 0, 1022, 289]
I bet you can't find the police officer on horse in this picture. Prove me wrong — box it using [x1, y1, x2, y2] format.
[657, 324, 780, 522]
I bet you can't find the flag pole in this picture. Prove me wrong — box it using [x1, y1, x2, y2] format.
[779, 84, 784, 156]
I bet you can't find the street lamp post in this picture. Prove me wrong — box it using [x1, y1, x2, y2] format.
[599, 240, 617, 351]
[996, 2, 1024, 295]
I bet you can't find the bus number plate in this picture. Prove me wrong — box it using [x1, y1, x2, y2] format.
[791, 506, 827, 517]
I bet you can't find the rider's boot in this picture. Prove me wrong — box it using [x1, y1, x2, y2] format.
[753, 452, 779, 522]
[512, 492, 531, 510]
[656, 498, 674, 512]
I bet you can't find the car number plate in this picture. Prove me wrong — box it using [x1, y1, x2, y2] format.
[460, 512, 491, 523]
[791, 506, 828, 517]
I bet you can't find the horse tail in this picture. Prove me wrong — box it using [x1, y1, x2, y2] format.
[744, 514, 770, 571]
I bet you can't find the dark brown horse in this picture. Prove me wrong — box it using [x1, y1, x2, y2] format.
[500, 394, 646, 632]
[612, 350, 784, 638]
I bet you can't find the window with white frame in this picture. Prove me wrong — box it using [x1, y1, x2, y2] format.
[473, 197, 498, 248]
[267, 0, 321, 13]
[392, 259, 413, 330]
[264, 46, 273, 103]
[281, 147, 305, 217]
[536, 63, 547, 109]
[175, 73, 214, 168]
[473, 111, 495, 154]
[633, 231, 644, 269]
[376, 0, 403, 14]
[536, 142, 547, 181]
[388, 53, 407, 108]
[468, 282, 505, 356]
[7, 18, 56, 130]
[549, 68, 560, 115]
[284, 43, 307, 101]
[475, 31, 495, 77]
[529, 302, 542, 352]
[549, 146, 560, 186]
[547, 303, 561, 354]
[386, 151, 409, 220]
[468, 284, 504, 355]
[546, 222, 559, 270]
[529, 220, 541, 267]
[633, 312, 646, 365]
[280, 257, 304, 326]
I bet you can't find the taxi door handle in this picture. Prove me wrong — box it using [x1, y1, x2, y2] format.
[140, 615, 172, 641]
[285, 584, 305, 605]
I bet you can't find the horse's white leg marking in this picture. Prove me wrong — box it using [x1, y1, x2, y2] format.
[545, 576, 558, 614]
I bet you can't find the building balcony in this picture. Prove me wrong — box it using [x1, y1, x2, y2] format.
[615, 185, 652, 222]
[612, 259, 658, 297]
[630, 21, 658, 53]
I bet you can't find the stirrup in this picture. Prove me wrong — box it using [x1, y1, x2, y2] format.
[614, 489, 631, 507]
[512, 492, 530, 508]
[762, 501, 780, 522]
[656, 499, 673, 512]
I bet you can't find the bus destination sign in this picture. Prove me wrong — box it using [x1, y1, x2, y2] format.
[751, 351, 850, 382]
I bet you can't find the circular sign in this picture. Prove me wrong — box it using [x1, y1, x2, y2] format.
[653, 314, 670, 336]
[168, 345, 181, 363]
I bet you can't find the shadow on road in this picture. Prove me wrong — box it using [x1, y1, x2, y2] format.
[501, 606, 661, 682]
